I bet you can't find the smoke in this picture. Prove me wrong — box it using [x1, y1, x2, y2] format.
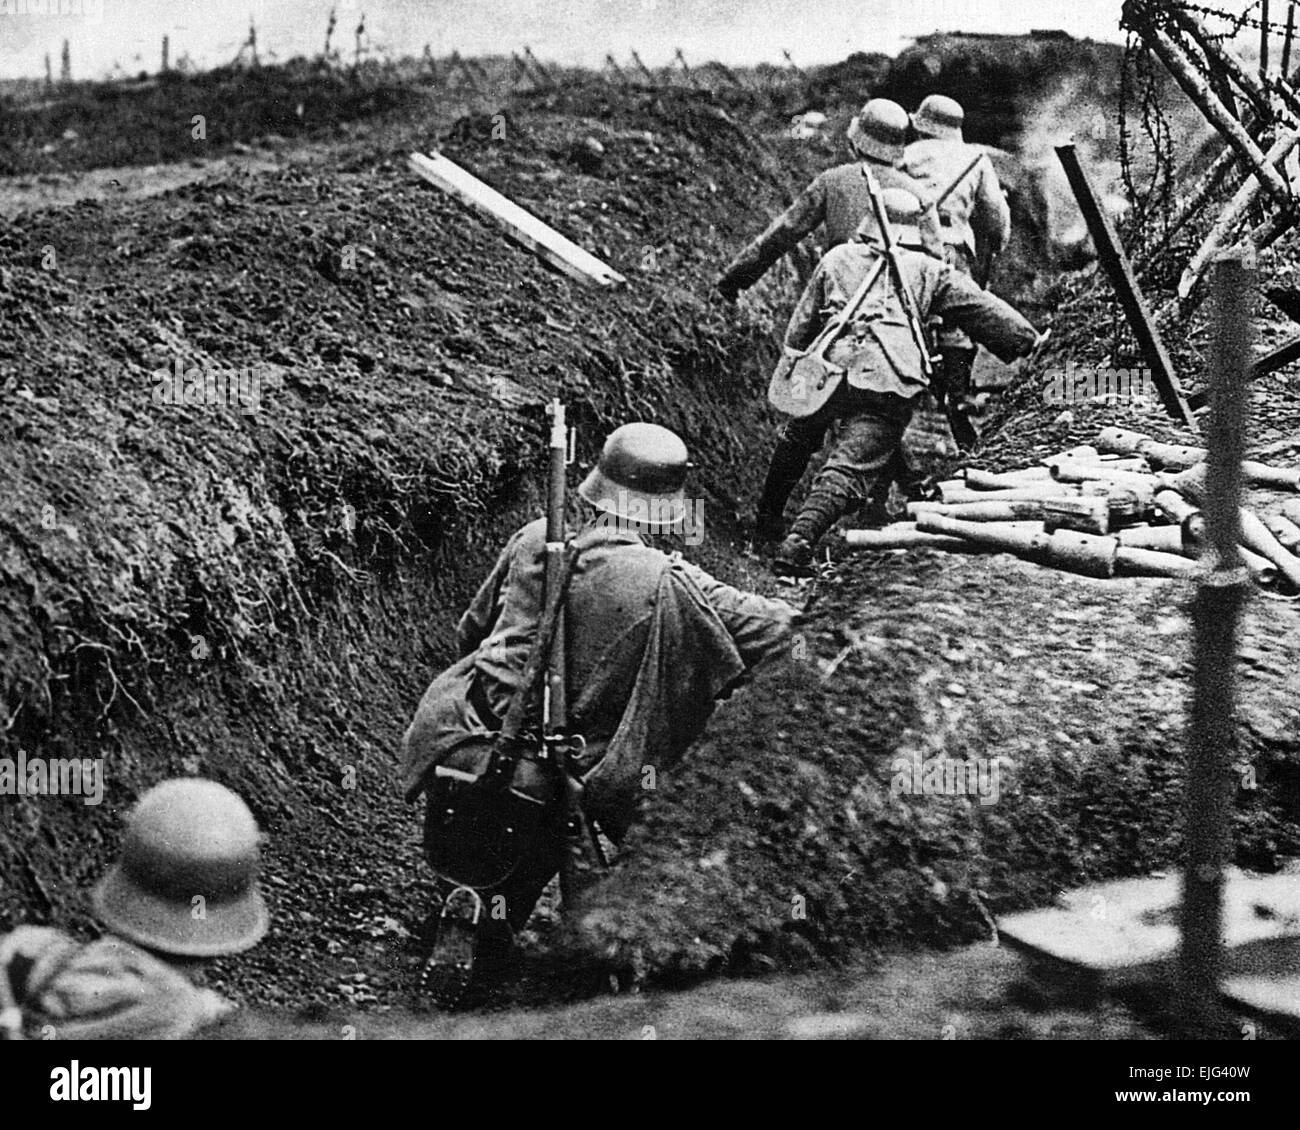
[1014, 63, 1213, 254]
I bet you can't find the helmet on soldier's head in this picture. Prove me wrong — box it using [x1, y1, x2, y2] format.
[912, 94, 965, 141]
[92, 779, 268, 958]
[578, 423, 689, 531]
[857, 187, 927, 250]
[846, 98, 908, 164]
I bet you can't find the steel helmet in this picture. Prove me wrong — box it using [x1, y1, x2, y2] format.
[846, 98, 908, 164]
[857, 187, 927, 250]
[912, 94, 965, 141]
[92, 779, 269, 958]
[578, 422, 689, 531]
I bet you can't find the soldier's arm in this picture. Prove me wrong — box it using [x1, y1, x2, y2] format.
[672, 559, 797, 668]
[717, 176, 827, 295]
[454, 530, 522, 657]
[931, 266, 1039, 362]
[972, 159, 1011, 257]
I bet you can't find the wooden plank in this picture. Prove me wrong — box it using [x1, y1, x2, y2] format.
[1186, 333, 1300, 410]
[1055, 143, 1196, 428]
[408, 152, 627, 288]
[1224, 973, 1300, 1035]
[999, 872, 1300, 991]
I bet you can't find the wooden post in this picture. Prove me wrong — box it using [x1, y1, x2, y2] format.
[783, 49, 806, 78]
[1134, 12, 1293, 211]
[1055, 143, 1197, 428]
[708, 59, 745, 89]
[1178, 127, 1300, 299]
[451, 51, 483, 96]
[1287, 3, 1297, 77]
[674, 48, 694, 85]
[1180, 253, 1251, 1038]
[630, 49, 657, 85]
[161, 35, 169, 74]
[524, 46, 555, 89]
[1263, 0, 1272, 77]
[605, 53, 627, 85]
[511, 52, 533, 90]
[1169, 6, 1270, 119]
[44, 53, 53, 88]
[60, 39, 70, 84]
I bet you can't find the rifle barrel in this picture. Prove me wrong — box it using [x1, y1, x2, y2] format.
[545, 400, 569, 731]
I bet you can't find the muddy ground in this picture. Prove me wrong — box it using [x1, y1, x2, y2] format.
[1, 42, 1297, 1034]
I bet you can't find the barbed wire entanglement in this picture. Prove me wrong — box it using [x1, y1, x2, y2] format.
[1117, 1, 1300, 313]
[1119, 30, 1178, 238]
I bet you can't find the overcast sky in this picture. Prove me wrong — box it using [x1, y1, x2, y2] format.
[1, 0, 1134, 80]
[0, 0, 1138, 79]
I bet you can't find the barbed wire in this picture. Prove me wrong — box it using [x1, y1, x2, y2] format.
[1169, 1, 1295, 38]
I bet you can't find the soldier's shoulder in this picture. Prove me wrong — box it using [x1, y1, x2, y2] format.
[512, 517, 547, 547]
[820, 241, 867, 268]
[878, 165, 927, 195]
[818, 162, 864, 188]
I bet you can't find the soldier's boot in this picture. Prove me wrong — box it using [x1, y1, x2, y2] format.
[418, 884, 487, 1009]
[753, 438, 816, 547]
[941, 348, 980, 452]
[774, 482, 854, 577]
[420, 858, 555, 1008]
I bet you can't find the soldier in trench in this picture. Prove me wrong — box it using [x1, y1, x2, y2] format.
[0, 779, 268, 1039]
[900, 94, 1013, 449]
[715, 97, 942, 304]
[715, 97, 946, 543]
[400, 423, 797, 994]
[766, 189, 1043, 577]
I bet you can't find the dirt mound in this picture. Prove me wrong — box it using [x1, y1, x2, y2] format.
[554, 548, 1300, 982]
[0, 61, 427, 176]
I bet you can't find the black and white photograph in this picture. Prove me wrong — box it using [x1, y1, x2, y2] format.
[0, 0, 1296, 1092]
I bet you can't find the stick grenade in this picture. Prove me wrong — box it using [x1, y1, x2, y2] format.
[1180, 253, 1252, 1038]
